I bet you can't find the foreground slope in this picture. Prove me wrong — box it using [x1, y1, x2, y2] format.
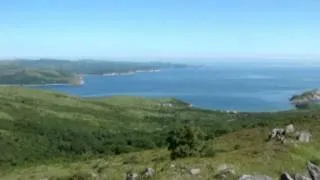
[2, 120, 319, 180]
[0, 87, 252, 166]
[0, 87, 319, 179]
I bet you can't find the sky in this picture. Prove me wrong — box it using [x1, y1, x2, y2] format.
[1, 0, 320, 61]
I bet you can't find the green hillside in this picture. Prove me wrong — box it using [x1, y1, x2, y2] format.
[0, 60, 188, 85]
[0, 87, 319, 179]
[0, 68, 81, 85]
[2, 59, 188, 75]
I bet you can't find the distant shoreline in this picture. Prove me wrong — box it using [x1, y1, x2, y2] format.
[0, 75, 85, 87]
[0, 68, 163, 87]
[102, 68, 161, 77]
[0, 83, 82, 87]
[0, 67, 185, 87]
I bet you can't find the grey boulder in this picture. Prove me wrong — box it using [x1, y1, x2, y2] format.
[239, 174, 273, 180]
[298, 131, 312, 143]
[307, 162, 320, 180]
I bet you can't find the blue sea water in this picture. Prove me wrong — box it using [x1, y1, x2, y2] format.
[35, 64, 320, 112]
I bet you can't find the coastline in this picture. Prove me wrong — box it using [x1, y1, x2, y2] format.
[0, 83, 82, 87]
[0, 66, 180, 87]
[103, 68, 161, 77]
[0, 75, 85, 87]
[0, 68, 162, 87]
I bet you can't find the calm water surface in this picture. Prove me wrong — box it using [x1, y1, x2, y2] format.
[35, 65, 320, 112]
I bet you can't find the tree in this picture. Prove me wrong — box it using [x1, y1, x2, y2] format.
[166, 125, 206, 160]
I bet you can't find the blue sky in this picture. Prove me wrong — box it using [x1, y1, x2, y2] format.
[1, 0, 320, 60]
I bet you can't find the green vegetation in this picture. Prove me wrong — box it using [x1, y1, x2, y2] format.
[0, 87, 319, 179]
[166, 125, 206, 160]
[0, 60, 188, 85]
[0, 63, 80, 85]
[3, 59, 188, 74]
[290, 89, 320, 109]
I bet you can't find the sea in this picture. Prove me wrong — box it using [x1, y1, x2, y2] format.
[35, 63, 320, 112]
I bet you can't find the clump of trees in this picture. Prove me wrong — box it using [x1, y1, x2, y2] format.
[166, 125, 207, 160]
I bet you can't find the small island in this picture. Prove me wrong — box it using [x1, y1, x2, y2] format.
[290, 89, 320, 109]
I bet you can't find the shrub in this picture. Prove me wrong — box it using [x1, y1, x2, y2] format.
[233, 144, 241, 150]
[166, 125, 206, 160]
[201, 143, 216, 157]
[53, 171, 96, 180]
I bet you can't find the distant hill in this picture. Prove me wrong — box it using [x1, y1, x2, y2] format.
[0, 59, 188, 85]
[0, 67, 81, 85]
[5, 59, 188, 74]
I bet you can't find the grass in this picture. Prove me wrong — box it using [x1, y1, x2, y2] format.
[0, 66, 80, 85]
[2, 125, 319, 180]
[0, 87, 319, 179]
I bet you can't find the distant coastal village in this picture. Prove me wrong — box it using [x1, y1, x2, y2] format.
[102, 68, 161, 77]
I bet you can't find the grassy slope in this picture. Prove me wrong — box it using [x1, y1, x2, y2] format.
[0, 64, 79, 85]
[2, 125, 320, 180]
[0, 87, 319, 179]
[0, 87, 245, 164]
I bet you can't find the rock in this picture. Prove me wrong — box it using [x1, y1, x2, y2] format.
[298, 131, 312, 143]
[239, 174, 273, 180]
[307, 162, 320, 180]
[280, 172, 311, 180]
[142, 168, 155, 177]
[294, 131, 301, 138]
[269, 128, 286, 139]
[295, 174, 312, 180]
[189, 168, 201, 175]
[278, 135, 286, 143]
[285, 124, 295, 134]
[280, 172, 294, 180]
[216, 164, 236, 174]
[90, 172, 98, 178]
[126, 172, 138, 180]
[214, 164, 236, 179]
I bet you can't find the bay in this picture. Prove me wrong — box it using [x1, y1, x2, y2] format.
[35, 64, 320, 112]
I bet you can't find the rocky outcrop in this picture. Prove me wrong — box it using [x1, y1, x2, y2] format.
[268, 128, 287, 144]
[269, 128, 286, 140]
[280, 173, 312, 180]
[126, 172, 138, 180]
[189, 168, 201, 175]
[238, 174, 273, 180]
[126, 167, 156, 179]
[307, 162, 320, 180]
[238, 162, 320, 180]
[298, 131, 312, 143]
[214, 164, 236, 179]
[295, 174, 312, 180]
[280, 172, 295, 180]
[268, 124, 312, 144]
[286, 124, 295, 134]
[142, 168, 155, 177]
